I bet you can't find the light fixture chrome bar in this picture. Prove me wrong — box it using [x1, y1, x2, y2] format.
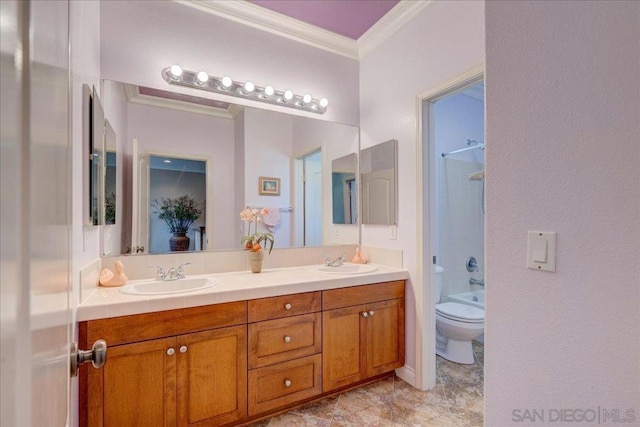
[161, 67, 328, 114]
[441, 141, 485, 157]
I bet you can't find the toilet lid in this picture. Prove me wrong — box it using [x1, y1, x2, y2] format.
[436, 302, 484, 322]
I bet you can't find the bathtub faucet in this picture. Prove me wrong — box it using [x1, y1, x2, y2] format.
[469, 277, 484, 287]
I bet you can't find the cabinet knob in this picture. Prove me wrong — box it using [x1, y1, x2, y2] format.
[284, 303, 292, 310]
[180, 345, 187, 353]
[284, 336, 291, 343]
[361, 311, 368, 318]
[167, 348, 175, 356]
[368, 310, 375, 316]
[284, 379, 292, 388]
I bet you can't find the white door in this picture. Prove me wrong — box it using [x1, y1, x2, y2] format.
[131, 139, 150, 254]
[1, 0, 72, 425]
[303, 150, 323, 246]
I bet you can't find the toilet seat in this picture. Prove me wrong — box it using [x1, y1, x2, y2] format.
[436, 302, 484, 323]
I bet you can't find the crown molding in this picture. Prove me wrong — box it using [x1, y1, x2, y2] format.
[357, 0, 434, 59]
[124, 83, 235, 120]
[174, 0, 360, 60]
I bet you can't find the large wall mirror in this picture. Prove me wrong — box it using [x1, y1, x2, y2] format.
[361, 139, 397, 225]
[101, 80, 360, 255]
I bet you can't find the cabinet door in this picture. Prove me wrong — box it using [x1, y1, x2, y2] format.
[176, 325, 247, 426]
[366, 299, 405, 377]
[322, 304, 367, 392]
[87, 337, 177, 427]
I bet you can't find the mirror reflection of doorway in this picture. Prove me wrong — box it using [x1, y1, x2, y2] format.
[295, 149, 322, 246]
[147, 156, 206, 253]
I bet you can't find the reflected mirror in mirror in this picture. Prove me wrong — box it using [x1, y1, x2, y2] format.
[361, 139, 397, 225]
[332, 153, 357, 224]
[105, 120, 116, 225]
[101, 79, 360, 255]
[91, 85, 105, 225]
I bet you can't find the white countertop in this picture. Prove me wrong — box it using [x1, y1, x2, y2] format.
[77, 263, 409, 322]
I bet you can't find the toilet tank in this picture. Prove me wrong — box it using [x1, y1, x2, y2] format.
[435, 265, 444, 303]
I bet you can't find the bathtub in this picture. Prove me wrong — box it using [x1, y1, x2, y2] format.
[448, 289, 484, 310]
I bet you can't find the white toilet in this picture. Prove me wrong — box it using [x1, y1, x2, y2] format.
[435, 266, 484, 364]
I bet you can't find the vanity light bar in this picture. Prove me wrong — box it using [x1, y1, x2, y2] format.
[161, 66, 328, 115]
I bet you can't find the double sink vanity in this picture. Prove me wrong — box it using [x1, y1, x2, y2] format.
[78, 262, 408, 426]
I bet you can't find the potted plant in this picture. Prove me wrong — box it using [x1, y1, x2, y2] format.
[240, 207, 274, 273]
[152, 194, 203, 251]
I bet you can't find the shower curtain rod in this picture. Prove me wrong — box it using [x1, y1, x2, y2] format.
[441, 140, 485, 158]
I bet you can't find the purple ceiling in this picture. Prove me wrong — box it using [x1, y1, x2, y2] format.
[250, 0, 400, 40]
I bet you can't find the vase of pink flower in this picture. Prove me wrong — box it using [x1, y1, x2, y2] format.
[240, 207, 274, 273]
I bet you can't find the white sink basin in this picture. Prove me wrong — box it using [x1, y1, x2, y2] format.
[316, 263, 378, 275]
[120, 277, 219, 296]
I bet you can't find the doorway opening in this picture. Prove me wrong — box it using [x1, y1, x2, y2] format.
[416, 66, 484, 390]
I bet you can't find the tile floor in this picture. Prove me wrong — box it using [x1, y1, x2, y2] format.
[250, 341, 484, 427]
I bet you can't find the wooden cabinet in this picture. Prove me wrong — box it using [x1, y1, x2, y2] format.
[80, 281, 405, 426]
[247, 292, 323, 416]
[80, 302, 247, 427]
[322, 281, 405, 392]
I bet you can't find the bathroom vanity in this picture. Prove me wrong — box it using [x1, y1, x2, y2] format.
[77, 267, 407, 426]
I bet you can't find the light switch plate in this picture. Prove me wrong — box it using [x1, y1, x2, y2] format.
[527, 231, 556, 272]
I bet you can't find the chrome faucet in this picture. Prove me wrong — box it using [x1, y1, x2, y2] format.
[148, 262, 190, 281]
[325, 254, 346, 267]
[469, 277, 484, 287]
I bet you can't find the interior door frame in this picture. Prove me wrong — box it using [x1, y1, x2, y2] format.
[414, 64, 484, 390]
[292, 146, 322, 247]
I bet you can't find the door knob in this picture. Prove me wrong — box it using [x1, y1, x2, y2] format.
[180, 345, 188, 353]
[368, 310, 375, 316]
[284, 336, 292, 343]
[167, 348, 175, 356]
[284, 303, 292, 310]
[361, 311, 368, 318]
[284, 379, 292, 388]
[70, 339, 107, 377]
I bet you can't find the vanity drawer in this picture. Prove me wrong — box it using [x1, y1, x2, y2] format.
[322, 281, 405, 311]
[248, 354, 322, 416]
[249, 313, 321, 369]
[248, 291, 321, 322]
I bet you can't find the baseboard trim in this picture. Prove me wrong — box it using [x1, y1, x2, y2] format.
[395, 365, 416, 387]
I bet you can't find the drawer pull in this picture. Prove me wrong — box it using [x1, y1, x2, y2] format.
[167, 348, 175, 356]
[284, 379, 292, 388]
[368, 310, 375, 316]
[180, 345, 187, 353]
[284, 335, 291, 343]
[361, 311, 368, 318]
[284, 303, 292, 310]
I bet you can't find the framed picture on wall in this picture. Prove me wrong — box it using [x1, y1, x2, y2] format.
[259, 176, 280, 196]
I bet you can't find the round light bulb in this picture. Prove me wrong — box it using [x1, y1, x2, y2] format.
[169, 64, 183, 78]
[263, 85, 275, 97]
[221, 76, 233, 88]
[196, 71, 209, 84]
[319, 98, 329, 108]
[283, 90, 293, 101]
[302, 94, 312, 104]
[244, 81, 255, 93]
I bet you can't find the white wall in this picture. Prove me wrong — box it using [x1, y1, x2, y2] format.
[244, 108, 294, 248]
[360, 0, 484, 387]
[70, 0, 101, 307]
[127, 103, 236, 251]
[485, 1, 640, 425]
[100, 0, 359, 126]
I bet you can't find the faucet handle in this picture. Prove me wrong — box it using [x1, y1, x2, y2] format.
[177, 262, 190, 279]
[148, 265, 165, 280]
